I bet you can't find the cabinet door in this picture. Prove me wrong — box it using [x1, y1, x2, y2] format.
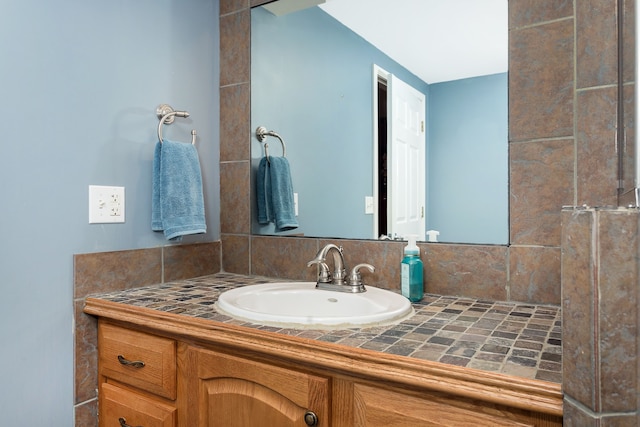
[100, 383, 176, 427]
[181, 347, 329, 427]
[352, 383, 533, 427]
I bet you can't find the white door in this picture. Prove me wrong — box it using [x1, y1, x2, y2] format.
[388, 74, 426, 240]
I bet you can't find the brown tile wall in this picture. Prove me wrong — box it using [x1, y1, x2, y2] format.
[622, 0, 637, 196]
[576, 87, 619, 206]
[73, 242, 221, 426]
[507, 1, 575, 309]
[219, 0, 638, 424]
[562, 208, 639, 424]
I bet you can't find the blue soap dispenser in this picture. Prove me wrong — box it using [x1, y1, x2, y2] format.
[401, 235, 423, 302]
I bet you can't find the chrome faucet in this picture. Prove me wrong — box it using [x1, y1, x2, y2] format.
[307, 244, 374, 293]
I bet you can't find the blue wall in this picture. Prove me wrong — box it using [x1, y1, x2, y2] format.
[428, 73, 508, 244]
[0, 0, 219, 424]
[251, 6, 429, 239]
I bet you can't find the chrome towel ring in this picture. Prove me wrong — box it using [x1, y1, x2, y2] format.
[256, 126, 286, 159]
[156, 104, 197, 145]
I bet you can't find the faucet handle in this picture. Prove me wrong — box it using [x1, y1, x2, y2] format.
[307, 259, 332, 283]
[317, 262, 331, 283]
[349, 263, 375, 290]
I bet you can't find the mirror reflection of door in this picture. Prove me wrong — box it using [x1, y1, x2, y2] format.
[374, 67, 426, 240]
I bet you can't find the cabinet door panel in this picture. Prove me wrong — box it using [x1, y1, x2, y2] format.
[353, 383, 533, 427]
[182, 347, 329, 427]
[204, 377, 313, 426]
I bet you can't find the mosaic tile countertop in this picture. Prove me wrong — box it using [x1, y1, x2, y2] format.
[90, 273, 562, 383]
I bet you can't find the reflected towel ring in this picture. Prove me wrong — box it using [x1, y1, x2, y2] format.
[156, 104, 197, 145]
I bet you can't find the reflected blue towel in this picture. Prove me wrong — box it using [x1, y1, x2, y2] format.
[256, 157, 270, 224]
[256, 156, 298, 231]
[152, 140, 206, 240]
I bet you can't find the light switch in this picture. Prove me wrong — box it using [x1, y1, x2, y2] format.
[89, 185, 125, 223]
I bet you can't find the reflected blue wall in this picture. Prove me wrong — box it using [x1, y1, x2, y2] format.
[428, 73, 508, 244]
[252, 6, 428, 239]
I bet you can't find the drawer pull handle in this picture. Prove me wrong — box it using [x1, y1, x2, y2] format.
[304, 410, 318, 426]
[118, 417, 142, 427]
[117, 354, 145, 368]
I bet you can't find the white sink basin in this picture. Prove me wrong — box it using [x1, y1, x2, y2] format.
[216, 282, 414, 329]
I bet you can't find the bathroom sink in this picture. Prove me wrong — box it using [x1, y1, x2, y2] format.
[215, 282, 414, 329]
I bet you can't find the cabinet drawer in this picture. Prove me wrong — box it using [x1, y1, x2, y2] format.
[101, 382, 175, 427]
[99, 322, 176, 399]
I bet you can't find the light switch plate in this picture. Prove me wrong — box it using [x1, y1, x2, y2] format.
[89, 185, 125, 223]
[365, 196, 374, 214]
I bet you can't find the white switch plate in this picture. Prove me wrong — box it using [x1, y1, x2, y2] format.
[365, 196, 374, 214]
[89, 185, 125, 223]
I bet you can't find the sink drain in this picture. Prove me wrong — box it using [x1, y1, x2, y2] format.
[327, 298, 338, 303]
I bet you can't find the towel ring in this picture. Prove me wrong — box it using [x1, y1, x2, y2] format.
[256, 126, 286, 159]
[156, 104, 197, 145]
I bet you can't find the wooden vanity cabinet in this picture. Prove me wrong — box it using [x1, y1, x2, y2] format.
[88, 302, 563, 427]
[178, 346, 329, 427]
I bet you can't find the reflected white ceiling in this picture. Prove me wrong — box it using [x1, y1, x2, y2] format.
[318, 0, 508, 84]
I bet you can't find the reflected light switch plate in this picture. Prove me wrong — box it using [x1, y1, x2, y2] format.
[365, 196, 374, 214]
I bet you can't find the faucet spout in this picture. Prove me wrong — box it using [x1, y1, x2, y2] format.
[306, 244, 346, 286]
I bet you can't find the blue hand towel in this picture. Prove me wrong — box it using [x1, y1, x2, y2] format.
[267, 156, 298, 231]
[152, 140, 206, 240]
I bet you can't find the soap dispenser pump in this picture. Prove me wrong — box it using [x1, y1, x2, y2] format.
[401, 235, 423, 302]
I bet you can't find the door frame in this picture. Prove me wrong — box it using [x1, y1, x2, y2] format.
[372, 65, 390, 239]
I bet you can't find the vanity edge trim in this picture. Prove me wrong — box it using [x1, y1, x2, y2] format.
[84, 297, 563, 416]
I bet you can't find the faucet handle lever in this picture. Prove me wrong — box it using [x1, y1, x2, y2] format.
[307, 259, 332, 283]
[349, 263, 375, 290]
[317, 262, 331, 283]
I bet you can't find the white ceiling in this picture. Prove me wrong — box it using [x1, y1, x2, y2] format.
[318, 0, 508, 84]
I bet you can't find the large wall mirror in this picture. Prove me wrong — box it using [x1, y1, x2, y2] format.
[251, 0, 508, 244]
